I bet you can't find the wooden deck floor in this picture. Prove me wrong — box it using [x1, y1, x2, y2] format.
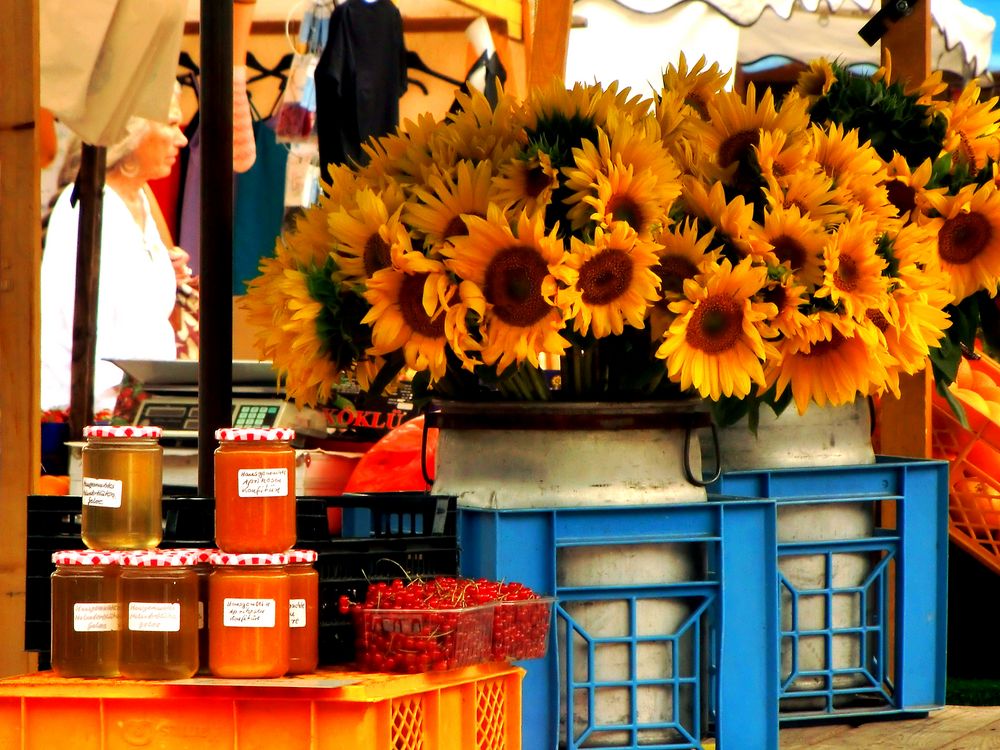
[780, 706, 1000, 748]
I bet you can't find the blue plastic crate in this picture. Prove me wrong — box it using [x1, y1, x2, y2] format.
[709, 456, 949, 721]
[460, 500, 780, 750]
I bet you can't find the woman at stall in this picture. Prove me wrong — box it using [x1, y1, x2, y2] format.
[40, 92, 191, 413]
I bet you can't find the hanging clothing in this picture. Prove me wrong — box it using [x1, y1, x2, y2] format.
[233, 117, 289, 296]
[178, 113, 204, 274]
[41, 186, 178, 412]
[314, 0, 408, 173]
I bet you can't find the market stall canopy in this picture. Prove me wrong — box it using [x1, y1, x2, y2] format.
[40, 0, 186, 145]
[566, 0, 994, 96]
[739, 0, 994, 76]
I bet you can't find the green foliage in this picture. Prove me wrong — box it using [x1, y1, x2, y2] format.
[305, 258, 370, 371]
[810, 63, 946, 165]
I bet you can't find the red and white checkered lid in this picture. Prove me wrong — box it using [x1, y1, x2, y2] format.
[52, 550, 119, 565]
[160, 548, 216, 564]
[286, 549, 318, 564]
[83, 425, 162, 439]
[119, 550, 198, 567]
[215, 427, 295, 442]
[208, 552, 290, 566]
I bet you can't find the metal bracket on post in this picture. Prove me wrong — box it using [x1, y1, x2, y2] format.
[858, 0, 918, 45]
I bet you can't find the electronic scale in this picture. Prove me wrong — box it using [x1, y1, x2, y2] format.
[110, 359, 300, 443]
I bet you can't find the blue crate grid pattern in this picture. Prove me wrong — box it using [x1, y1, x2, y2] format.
[460, 499, 781, 750]
[710, 457, 949, 722]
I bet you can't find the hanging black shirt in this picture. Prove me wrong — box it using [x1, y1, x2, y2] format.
[314, 0, 408, 174]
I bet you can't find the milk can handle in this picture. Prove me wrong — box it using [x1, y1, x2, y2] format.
[684, 422, 721, 487]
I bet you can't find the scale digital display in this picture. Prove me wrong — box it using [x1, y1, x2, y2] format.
[134, 399, 296, 440]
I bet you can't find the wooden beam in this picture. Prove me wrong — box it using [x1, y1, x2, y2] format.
[0, 0, 40, 677]
[876, 0, 932, 460]
[528, 0, 573, 90]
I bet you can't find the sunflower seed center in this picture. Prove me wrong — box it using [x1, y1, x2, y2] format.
[363, 233, 392, 276]
[835, 255, 859, 292]
[485, 246, 551, 326]
[719, 130, 760, 169]
[866, 308, 889, 331]
[606, 195, 645, 231]
[525, 165, 553, 198]
[686, 295, 743, 353]
[804, 329, 846, 357]
[939, 212, 991, 264]
[655, 255, 699, 307]
[885, 180, 916, 218]
[579, 248, 634, 305]
[399, 273, 445, 338]
[771, 234, 807, 271]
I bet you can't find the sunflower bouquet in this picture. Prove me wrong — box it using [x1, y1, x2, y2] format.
[243, 54, 999, 426]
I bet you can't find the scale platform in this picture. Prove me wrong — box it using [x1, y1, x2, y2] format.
[111, 359, 298, 443]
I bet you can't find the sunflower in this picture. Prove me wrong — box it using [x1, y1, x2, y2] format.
[244, 260, 348, 407]
[810, 123, 895, 225]
[752, 203, 828, 287]
[762, 167, 845, 228]
[792, 59, 836, 105]
[681, 177, 762, 257]
[559, 222, 662, 338]
[491, 148, 560, 216]
[754, 129, 812, 185]
[362, 247, 456, 382]
[405, 160, 495, 252]
[868, 287, 950, 382]
[443, 207, 577, 372]
[882, 154, 941, 222]
[914, 68, 949, 115]
[759, 271, 811, 339]
[563, 117, 681, 234]
[942, 82, 1000, 174]
[656, 256, 775, 400]
[360, 113, 447, 187]
[328, 190, 410, 286]
[445, 86, 525, 166]
[649, 219, 720, 337]
[887, 220, 942, 292]
[922, 182, 1000, 301]
[767, 314, 894, 413]
[524, 78, 648, 138]
[659, 53, 731, 121]
[695, 82, 810, 187]
[814, 209, 889, 320]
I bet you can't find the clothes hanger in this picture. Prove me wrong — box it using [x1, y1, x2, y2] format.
[246, 52, 294, 85]
[405, 51, 463, 88]
[407, 77, 429, 96]
[178, 51, 200, 77]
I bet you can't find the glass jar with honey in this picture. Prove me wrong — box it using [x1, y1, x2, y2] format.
[161, 547, 215, 673]
[118, 550, 199, 680]
[286, 548, 319, 674]
[207, 551, 290, 678]
[50, 549, 120, 678]
[214, 428, 296, 553]
[81, 425, 163, 550]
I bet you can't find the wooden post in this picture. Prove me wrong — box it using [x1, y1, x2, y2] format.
[876, 0, 932, 461]
[0, 0, 40, 677]
[528, 0, 573, 90]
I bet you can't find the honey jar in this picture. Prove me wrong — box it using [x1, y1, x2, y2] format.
[208, 552, 290, 678]
[286, 548, 319, 675]
[81, 425, 163, 550]
[214, 428, 296, 553]
[50, 549, 120, 678]
[118, 549, 199, 680]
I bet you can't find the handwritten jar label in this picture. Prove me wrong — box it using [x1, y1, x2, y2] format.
[82, 477, 123, 508]
[128, 602, 180, 632]
[223, 597, 276, 628]
[289, 598, 306, 628]
[73, 602, 119, 632]
[237, 468, 288, 498]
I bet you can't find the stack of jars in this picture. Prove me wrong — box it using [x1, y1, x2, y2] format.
[209, 427, 317, 678]
[50, 426, 319, 680]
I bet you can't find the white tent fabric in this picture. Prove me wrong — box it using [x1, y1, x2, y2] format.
[40, 0, 186, 146]
[739, 0, 995, 76]
[566, 0, 995, 97]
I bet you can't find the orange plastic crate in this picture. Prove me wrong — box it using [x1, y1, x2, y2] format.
[0, 663, 522, 750]
[931, 351, 1000, 574]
